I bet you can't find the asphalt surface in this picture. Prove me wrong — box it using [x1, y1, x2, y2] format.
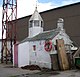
[0, 63, 80, 77]
[0, 64, 40, 77]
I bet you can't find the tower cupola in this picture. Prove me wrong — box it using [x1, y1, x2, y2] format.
[57, 18, 64, 30]
[29, 7, 44, 37]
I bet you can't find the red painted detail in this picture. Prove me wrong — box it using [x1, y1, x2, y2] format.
[44, 40, 52, 52]
[14, 43, 18, 67]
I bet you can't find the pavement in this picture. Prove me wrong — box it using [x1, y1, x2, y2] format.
[0, 63, 80, 77]
[0, 63, 40, 77]
[49, 70, 80, 77]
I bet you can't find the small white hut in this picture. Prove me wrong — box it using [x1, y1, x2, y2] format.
[13, 7, 77, 70]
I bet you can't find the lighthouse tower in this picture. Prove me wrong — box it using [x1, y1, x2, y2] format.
[29, 7, 44, 38]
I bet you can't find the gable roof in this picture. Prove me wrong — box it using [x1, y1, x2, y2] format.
[20, 29, 59, 43]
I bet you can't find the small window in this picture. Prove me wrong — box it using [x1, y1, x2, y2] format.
[29, 21, 33, 27]
[41, 21, 43, 27]
[34, 20, 39, 26]
[33, 45, 36, 51]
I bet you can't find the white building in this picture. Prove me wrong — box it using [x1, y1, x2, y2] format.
[13, 7, 77, 70]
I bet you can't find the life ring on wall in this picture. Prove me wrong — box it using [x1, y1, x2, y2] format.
[44, 40, 52, 52]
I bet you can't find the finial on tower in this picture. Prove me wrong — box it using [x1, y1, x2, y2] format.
[35, 0, 38, 10]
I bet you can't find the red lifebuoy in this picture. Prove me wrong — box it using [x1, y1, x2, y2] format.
[44, 41, 52, 52]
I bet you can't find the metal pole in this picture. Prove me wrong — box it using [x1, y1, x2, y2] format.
[1, 0, 17, 64]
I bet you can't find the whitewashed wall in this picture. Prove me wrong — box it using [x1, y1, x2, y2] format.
[29, 40, 51, 69]
[18, 42, 29, 67]
[29, 27, 43, 37]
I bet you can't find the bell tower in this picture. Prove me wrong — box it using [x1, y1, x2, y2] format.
[57, 18, 64, 30]
[29, 7, 44, 38]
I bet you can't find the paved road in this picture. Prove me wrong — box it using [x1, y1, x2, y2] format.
[0, 63, 80, 77]
[0, 64, 40, 77]
[50, 70, 80, 77]
[16, 70, 80, 77]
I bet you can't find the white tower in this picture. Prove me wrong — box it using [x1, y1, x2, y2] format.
[57, 18, 64, 30]
[29, 7, 44, 37]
